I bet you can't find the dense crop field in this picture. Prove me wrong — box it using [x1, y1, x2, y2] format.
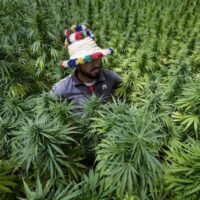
[1, 0, 200, 199]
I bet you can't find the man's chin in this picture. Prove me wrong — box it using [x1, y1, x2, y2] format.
[87, 71, 100, 79]
[91, 73, 100, 79]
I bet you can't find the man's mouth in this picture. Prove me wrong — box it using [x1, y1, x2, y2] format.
[91, 68, 100, 74]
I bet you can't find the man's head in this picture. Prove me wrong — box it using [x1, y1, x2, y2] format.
[61, 24, 113, 70]
[77, 59, 102, 81]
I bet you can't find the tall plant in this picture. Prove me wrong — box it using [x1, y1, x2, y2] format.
[91, 101, 164, 198]
[164, 138, 200, 199]
[11, 113, 83, 180]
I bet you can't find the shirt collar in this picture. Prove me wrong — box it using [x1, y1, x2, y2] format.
[72, 69, 106, 86]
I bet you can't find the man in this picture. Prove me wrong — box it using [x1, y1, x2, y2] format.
[51, 24, 122, 107]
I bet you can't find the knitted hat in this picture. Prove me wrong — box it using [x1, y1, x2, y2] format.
[61, 24, 113, 69]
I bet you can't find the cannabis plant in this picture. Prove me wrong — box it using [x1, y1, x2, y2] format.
[164, 138, 200, 199]
[23, 93, 74, 124]
[73, 95, 103, 168]
[92, 100, 164, 198]
[11, 113, 83, 180]
[0, 96, 27, 122]
[0, 160, 16, 193]
[19, 176, 81, 200]
[77, 169, 116, 200]
[172, 80, 200, 139]
[0, 117, 16, 159]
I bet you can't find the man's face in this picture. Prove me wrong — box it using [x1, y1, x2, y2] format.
[77, 59, 102, 80]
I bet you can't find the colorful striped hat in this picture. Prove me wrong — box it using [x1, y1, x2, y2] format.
[61, 24, 113, 69]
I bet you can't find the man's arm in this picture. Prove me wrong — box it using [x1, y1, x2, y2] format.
[49, 77, 70, 99]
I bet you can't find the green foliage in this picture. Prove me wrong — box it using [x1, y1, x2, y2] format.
[77, 169, 116, 200]
[92, 101, 164, 198]
[1, 0, 200, 198]
[114, 71, 144, 102]
[0, 160, 16, 193]
[0, 96, 27, 121]
[19, 176, 81, 200]
[0, 117, 16, 159]
[23, 93, 74, 123]
[172, 80, 200, 139]
[11, 113, 83, 180]
[19, 176, 52, 200]
[164, 139, 200, 199]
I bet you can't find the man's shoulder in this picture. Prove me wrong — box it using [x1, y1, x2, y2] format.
[102, 69, 121, 81]
[101, 69, 122, 89]
[51, 74, 74, 97]
[102, 68, 118, 76]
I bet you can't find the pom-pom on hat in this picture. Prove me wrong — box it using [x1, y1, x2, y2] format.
[61, 24, 113, 69]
